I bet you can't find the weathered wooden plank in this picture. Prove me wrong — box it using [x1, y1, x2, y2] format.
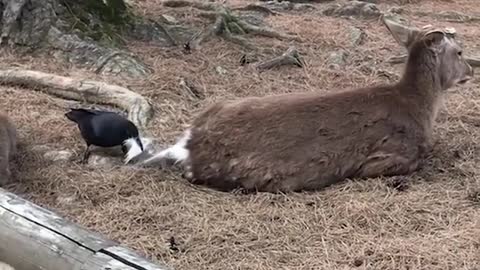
[102, 246, 171, 270]
[0, 190, 115, 251]
[0, 188, 172, 270]
[79, 251, 171, 270]
[80, 252, 134, 270]
[0, 206, 93, 270]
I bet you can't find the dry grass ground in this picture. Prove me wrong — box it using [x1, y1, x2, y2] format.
[1, 0, 480, 269]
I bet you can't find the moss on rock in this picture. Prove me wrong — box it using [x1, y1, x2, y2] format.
[60, 0, 134, 46]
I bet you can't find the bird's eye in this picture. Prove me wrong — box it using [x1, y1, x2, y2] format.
[457, 51, 463, 56]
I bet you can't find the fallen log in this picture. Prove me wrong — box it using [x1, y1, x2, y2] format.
[0, 69, 153, 129]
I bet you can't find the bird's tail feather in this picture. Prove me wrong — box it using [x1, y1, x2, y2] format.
[123, 136, 152, 164]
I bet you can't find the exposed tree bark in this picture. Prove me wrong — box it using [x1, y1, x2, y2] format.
[0, 0, 180, 78]
[163, 0, 300, 52]
[0, 0, 303, 77]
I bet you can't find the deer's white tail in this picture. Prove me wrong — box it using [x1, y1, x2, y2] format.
[123, 136, 153, 164]
[141, 129, 191, 166]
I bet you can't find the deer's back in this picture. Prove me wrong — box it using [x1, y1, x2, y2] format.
[186, 86, 428, 192]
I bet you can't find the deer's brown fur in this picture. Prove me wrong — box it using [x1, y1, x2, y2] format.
[0, 112, 17, 185]
[141, 20, 474, 193]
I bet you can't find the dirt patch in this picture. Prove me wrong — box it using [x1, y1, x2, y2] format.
[1, 0, 480, 269]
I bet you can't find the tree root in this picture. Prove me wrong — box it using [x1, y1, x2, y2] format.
[253, 46, 304, 71]
[0, 69, 153, 129]
[163, 0, 217, 10]
[232, 4, 279, 16]
[185, 14, 252, 51]
[387, 54, 480, 67]
[163, 0, 299, 51]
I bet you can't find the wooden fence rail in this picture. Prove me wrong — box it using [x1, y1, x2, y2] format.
[0, 188, 172, 270]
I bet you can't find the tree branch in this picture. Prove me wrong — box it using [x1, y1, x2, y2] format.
[255, 46, 304, 71]
[0, 69, 153, 128]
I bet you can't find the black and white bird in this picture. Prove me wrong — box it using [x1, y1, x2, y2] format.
[65, 108, 147, 164]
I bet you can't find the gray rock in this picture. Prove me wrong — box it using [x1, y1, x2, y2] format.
[56, 194, 76, 205]
[44, 150, 73, 162]
[238, 14, 265, 26]
[47, 28, 152, 79]
[90, 145, 124, 157]
[261, 0, 332, 2]
[88, 154, 122, 168]
[215, 66, 228, 75]
[161, 14, 178, 25]
[382, 12, 412, 29]
[293, 3, 316, 11]
[31, 145, 51, 153]
[323, 1, 382, 19]
[83, 136, 157, 167]
[327, 50, 349, 69]
[352, 0, 378, 3]
[388, 6, 404, 14]
[264, 0, 294, 11]
[435, 11, 478, 23]
[349, 26, 365, 46]
[262, 0, 316, 11]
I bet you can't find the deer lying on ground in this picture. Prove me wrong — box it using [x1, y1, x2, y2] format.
[0, 112, 17, 186]
[139, 18, 474, 193]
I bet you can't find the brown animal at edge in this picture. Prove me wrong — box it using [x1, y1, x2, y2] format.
[139, 19, 474, 193]
[0, 112, 17, 186]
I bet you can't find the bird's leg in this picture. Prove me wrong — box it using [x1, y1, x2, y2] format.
[81, 144, 91, 164]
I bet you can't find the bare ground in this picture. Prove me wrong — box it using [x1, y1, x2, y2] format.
[1, 0, 480, 269]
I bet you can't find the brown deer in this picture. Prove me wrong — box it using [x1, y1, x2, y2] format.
[0, 112, 17, 186]
[138, 17, 474, 193]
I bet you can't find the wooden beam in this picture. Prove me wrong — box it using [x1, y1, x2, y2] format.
[0, 188, 172, 270]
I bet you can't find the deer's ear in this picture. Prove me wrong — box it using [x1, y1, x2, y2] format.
[382, 15, 420, 48]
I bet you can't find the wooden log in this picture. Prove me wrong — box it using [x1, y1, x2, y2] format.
[0, 188, 171, 270]
[0, 69, 154, 129]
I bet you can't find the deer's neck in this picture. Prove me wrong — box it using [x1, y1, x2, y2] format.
[400, 50, 442, 98]
[397, 51, 444, 129]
